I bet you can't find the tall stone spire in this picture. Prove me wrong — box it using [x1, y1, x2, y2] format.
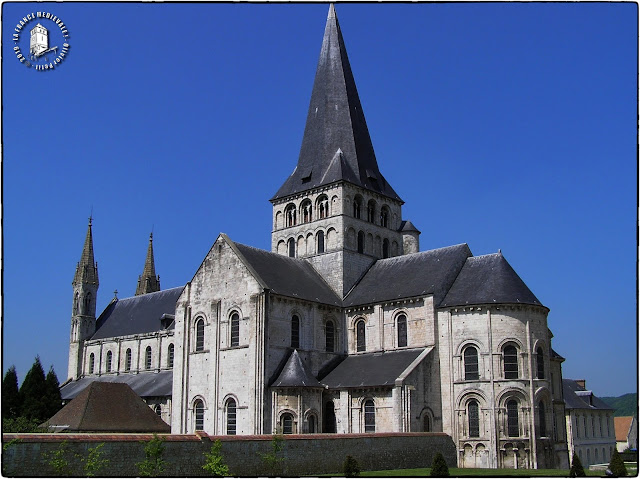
[135, 233, 161, 296]
[73, 217, 99, 287]
[272, 4, 400, 202]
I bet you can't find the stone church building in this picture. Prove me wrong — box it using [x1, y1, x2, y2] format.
[61, 5, 569, 469]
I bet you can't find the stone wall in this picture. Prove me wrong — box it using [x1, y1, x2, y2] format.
[2, 432, 457, 477]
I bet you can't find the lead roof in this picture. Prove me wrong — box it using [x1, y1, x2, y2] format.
[60, 370, 174, 401]
[271, 350, 323, 388]
[272, 5, 400, 202]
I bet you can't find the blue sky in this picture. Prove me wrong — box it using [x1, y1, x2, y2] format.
[2, 2, 637, 397]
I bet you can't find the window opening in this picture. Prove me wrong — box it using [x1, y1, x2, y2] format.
[125, 348, 132, 371]
[464, 346, 479, 380]
[469, 400, 480, 437]
[106, 351, 112, 372]
[539, 402, 546, 437]
[291, 315, 300, 349]
[507, 399, 519, 437]
[364, 400, 375, 433]
[503, 345, 519, 379]
[226, 398, 237, 435]
[325, 320, 335, 352]
[282, 413, 294, 434]
[537, 347, 545, 379]
[168, 344, 174, 368]
[195, 318, 205, 352]
[356, 320, 366, 352]
[317, 230, 325, 254]
[145, 346, 152, 370]
[194, 400, 204, 431]
[397, 314, 407, 347]
[231, 313, 240, 347]
[357, 231, 364, 254]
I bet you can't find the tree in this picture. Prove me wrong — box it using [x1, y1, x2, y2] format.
[430, 452, 450, 477]
[2, 366, 21, 419]
[44, 366, 63, 419]
[202, 440, 230, 477]
[343, 455, 360, 477]
[19, 356, 48, 421]
[569, 452, 586, 477]
[609, 449, 627, 477]
[137, 434, 167, 477]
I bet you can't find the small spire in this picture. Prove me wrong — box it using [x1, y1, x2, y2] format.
[73, 217, 99, 286]
[135, 232, 161, 296]
[113, 289, 118, 299]
[328, 3, 336, 19]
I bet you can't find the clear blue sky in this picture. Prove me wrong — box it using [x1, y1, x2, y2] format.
[3, 2, 637, 397]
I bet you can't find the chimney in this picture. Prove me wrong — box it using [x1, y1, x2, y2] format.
[575, 379, 586, 389]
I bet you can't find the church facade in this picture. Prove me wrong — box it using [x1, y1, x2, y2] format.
[62, 5, 569, 469]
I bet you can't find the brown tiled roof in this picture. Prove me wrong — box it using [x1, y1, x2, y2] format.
[614, 416, 633, 442]
[43, 382, 170, 433]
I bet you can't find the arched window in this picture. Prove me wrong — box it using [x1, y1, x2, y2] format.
[308, 414, 317, 433]
[288, 238, 295, 258]
[285, 204, 297, 227]
[382, 239, 389, 258]
[583, 416, 587, 437]
[316, 230, 325, 254]
[539, 402, 547, 437]
[503, 345, 519, 379]
[291, 315, 300, 349]
[468, 400, 480, 437]
[595, 448, 599, 463]
[353, 197, 362, 219]
[464, 346, 479, 380]
[397, 314, 407, 347]
[226, 398, 237, 435]
[356, 320, 366, 352]
[83, 292, 92, 315]
[367, 200, 376, 223]
[423, 414, 431, 432]
[323, 401, 336, 433]
[592, 415, 595, 437]
[317, 195, 329, 219]
[281, 413, 294, 434]
[168, 344, 174, 368]
[300, 200, 312, 223]
[194, 399, 204, 431]
[507, 399, 519, 437]
[364, 400, 375, 433]
[154, 405, 162, 416]
[73, 292, 79, 315]
[357, 231, 365, 254]
[587, 449, 591, 465]
[89, 353, 95, 374]
[230, 312, 240, 347]
[195, 318, 205, 352]
[145, 346, 152, 370]
[325, 320, 335, 352]
[380, 206, 389, 228]
[536, 347, 545, 379]
[106, 351, 113, 372]
[125, 348, 132, 372]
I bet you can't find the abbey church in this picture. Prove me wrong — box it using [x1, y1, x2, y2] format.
[61, 5, 569, 469]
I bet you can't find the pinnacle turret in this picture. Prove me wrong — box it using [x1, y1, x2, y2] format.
[73, 217, 99, 286]
[135, 233, 161, 296]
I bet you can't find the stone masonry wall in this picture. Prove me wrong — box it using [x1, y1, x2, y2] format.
[2, 432, 457, 477]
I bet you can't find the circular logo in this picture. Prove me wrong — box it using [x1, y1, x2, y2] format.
[12, 11, 70, 71]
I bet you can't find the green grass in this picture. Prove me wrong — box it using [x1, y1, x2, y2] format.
[358, 467, 601, 477]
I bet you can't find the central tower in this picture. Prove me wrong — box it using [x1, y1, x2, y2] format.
[270, 5, 409, 297]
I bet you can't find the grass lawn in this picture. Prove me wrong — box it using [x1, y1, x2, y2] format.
[358, 467, 606, 476]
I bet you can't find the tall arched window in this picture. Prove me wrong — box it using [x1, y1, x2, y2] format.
[300, 200, 312, 223]
[423, 414, 431, 432]
[308, 414, 317, 433]
[288, 238, 295, 258]
[503, 345, 519, 379]
[507, 399, 519, 437]
[468, 400, 480, 437]
[397, 314, 407, 347]
[83, 292, 92, 315]
[168, 344, 175, 368]
[536, 347, 545, 379]
[194, 399, 204, 431]
[325, 320, 335, 352]
[230, 313, 240, 347]
[73, 292, 79, 315]
[195, 318, 205, 352]
[380, 206, 389, 228]
[364, 400, 375, 433]
[464, 346, 479, 380]
[539, 401, 547, 437]
[353, 197, 362, 219]
[317, 195, 329, 219]
[285, 204, 297, 227]
[281, 413, 294, 434]
[89, 353, 95, 374]
[316, 230, 325, 254]
[357, 231, 365, 254]
[125, 348, 132, 372]
[382, 239, 389, 258]
[324, 401, 336, 433]
[145, 346, 152, 370]
[356, 320, 366, 352]
[367, 200, 376, 223]
[226, 398, 237, 435]
[106, 351, 113, 372]
[291, 315, 300, 349]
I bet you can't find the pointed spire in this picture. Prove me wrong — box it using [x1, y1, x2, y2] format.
[73, 216, 99, 286]
[272, 4, 401, 202]
[135, 232, 161, 296]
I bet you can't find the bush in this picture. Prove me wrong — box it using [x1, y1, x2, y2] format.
[42, 441, 73, 476]
[203, 440, 230, 477]
[609, 449, 628, 477]
[84, 443, 109, 477]
[570, 452, 586, 477]
[136, 434, 167, 477]
[259, 435, 285, 476]
[430, 452, 449, 477]
[343, 455, 360, 477]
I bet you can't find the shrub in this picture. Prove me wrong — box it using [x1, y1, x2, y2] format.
[84, 443, 109, 477]
[343, 455, 360, 477]
[42, 441, 73, 476]
[430, 452, 449, 477]
[203, 440, 230, 477]
[137, 434, 167, 477]
[570, 452, 586, 477]
[609, 449, 628, 477]
[259, 435, 285, 476]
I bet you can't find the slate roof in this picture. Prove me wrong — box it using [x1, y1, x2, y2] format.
[60, 370, 173, 401]
[344, 244, 472, 307]
[399, 220, 421, 234]
[321, 348, 428, 388]
[562, 379, 614, 411]
[272, 5, 400, 202]
[271, 350, 323, 388]
[440, 252, 543, 308]
[233, 241, 342, 306]
[45, 382, 170, 433]
[91, 286, 183, 340]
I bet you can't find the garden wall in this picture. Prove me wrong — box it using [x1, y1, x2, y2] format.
[2, 431, 456, 476]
